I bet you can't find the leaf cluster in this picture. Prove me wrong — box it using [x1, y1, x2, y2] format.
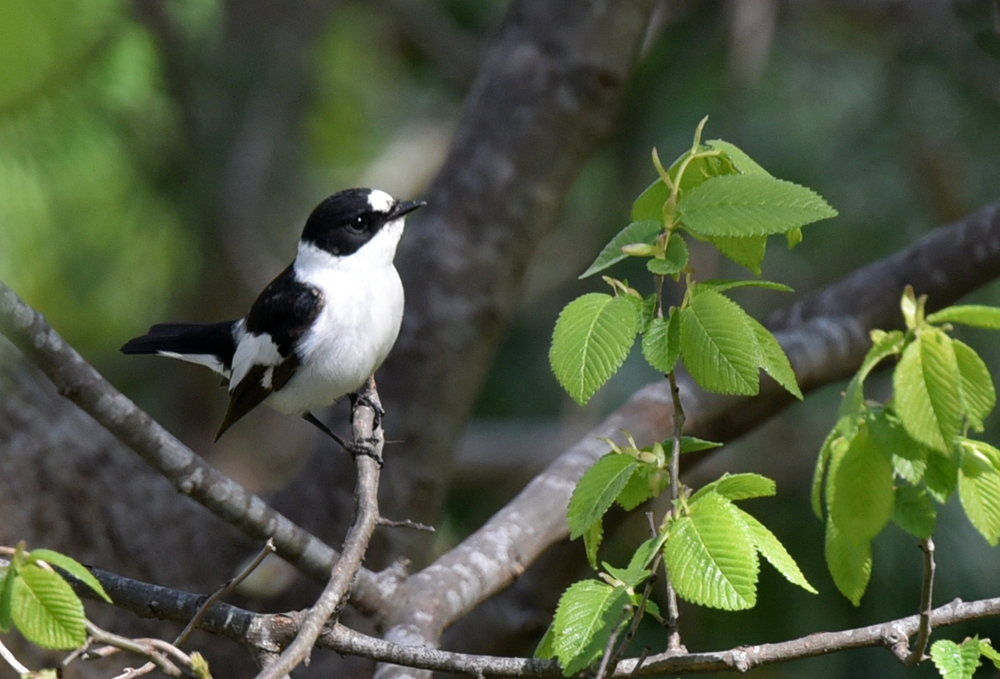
[537, 433, 815, 675]
[550, 117, 836, 406]
[813, 289, 1000, 604]
[0, 543, 111, 650]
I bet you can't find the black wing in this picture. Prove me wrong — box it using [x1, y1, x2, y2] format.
[215, 265, 324, 439]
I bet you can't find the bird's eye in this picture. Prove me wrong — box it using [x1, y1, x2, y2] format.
[349, 215, 369, 232]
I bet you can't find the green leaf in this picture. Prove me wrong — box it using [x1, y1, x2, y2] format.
[632, 179, 670, 224]
[708, 235, 768, 276]
[678, 436, 723, 454]
[678, 175, 837, 238]
[29, 549, 111, 604]
[705, 140, 772, 177]
[551, 580, 630, 676]
[646, 236, 689, 276]
[617, 463, 666, 510]
[827, 425, 895, 541]
[641, 310, 681, 374]
[925, 448, 960, 503]
[568, 453, 639, 539]
[550, 293, 641, 405]
[740, 510, 817, 593]
[894, 328, 964, 453]
[958, 439, 1000, 545]
[680, 289, 760, 395]
[954, 339, 995, 431]
[664, 492, 759, 610]
[581, 219, 663, 279]
[838, 330, 906, 426]
[893, 485, 937, 539]
[0, 567, 13, 631]
[583, 520, 603, 569]
[693, 473, 776, 503]
[11, 564, 86, 649]
[535, 623, 557, 659]
[867, 408, 928, 484]
[981, 639, 1000, 668]
[824, 519, 872, 605]
[746, 315, 802, 399]
[697, 279, 794, 294]
[927, 304, 1000, 330]
[812, 431, 845, 519]
[931, 638, 983, 679]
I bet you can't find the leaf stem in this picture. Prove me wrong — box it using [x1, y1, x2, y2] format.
[907, 537, 936, 665]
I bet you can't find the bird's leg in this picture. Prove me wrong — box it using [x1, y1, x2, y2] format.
[301, 412, 383, 467]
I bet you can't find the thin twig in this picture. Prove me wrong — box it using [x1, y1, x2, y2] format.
[665, 370, 684, 650]
[0, 637, 30, 675]
[907, 537, 936, 665]
[85, 622, 185, 677]
[254, 379, 385, 679]
[594, 611, 629, 679]
[176, 538, 277, 647]
[378, 517, 436, 532]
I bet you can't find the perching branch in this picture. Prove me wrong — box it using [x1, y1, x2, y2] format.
[255, 380, 385, 679]
[907, 537, 937, 665]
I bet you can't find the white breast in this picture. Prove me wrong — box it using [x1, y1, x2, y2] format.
[262, 224, 405, 414]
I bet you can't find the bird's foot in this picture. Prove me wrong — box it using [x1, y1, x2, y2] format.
[346, 437, 384, 468]
[349, 392, 385, 430]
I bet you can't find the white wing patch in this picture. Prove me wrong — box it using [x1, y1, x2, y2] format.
[230, 332, 283, 393]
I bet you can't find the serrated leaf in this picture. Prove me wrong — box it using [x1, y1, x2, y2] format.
[824, 519, 872, 605]
[708, 235, 768, 275]
[679, 436, 723, 453]
[706, 140, 771, 177]
[981, 640, 1000, 668]
[0, 567, 13, 631]
[693, 473, 776, 503]
[812, 431, 845, 519]
[927, 304, 1000, 330]
[617, 463, 665, 511]
[827, 425, 895, 541]
[925, 448, 960, 503]
[568, 453, 639, 539]
[11, 564, 86, 649]
[678, 175, 837, 238]
[954, 339, 995, 431]
[29, 549, 111, 604]
[535, 622, 558, 659]
[867, 408, 928, 484]
[550, 293, 641, 405]
[628, 534, 668, 574]
[893, 485, 937, 539]
[646, 235, 689, 276]
[697, 279, 794, 294]
[664, 493, 759, 610]
[746, 315, 803, 399]
[740, 510, 817, 593]
[931, 638, 983, 679]
[680, 289, 759, 395]
[958, 439, 1000, 545]
[581, 220, 663, 278]
[632, 179, 670, 224]
[583, 520, 603, 569]
[551, 580, 629, 676]
[603, 561, 651, 591]
[642, 311, 681, 374]
[894, 329, 964, 453]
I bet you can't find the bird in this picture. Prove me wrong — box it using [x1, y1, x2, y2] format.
[122, 187, 424, 448]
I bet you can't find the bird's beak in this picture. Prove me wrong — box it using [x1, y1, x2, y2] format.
[391, 199, 426, 220]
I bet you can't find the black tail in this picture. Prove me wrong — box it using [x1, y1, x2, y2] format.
[122, 321, 239, 374]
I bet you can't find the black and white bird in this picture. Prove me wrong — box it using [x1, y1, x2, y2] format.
[122, 188, 424, 444]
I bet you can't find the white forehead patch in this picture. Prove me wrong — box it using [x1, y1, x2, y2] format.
[367, 189, 395, 214]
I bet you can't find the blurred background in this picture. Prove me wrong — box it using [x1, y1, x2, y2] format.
[2, 0, 1000, 677]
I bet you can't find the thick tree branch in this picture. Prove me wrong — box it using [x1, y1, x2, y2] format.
[16, 554, 1000, 678]
[0, 280, 396, 614]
